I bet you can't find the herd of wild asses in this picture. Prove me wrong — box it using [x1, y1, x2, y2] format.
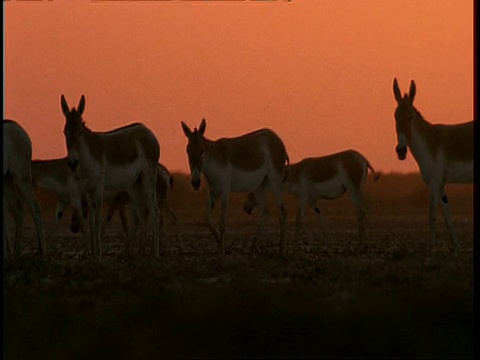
[3, 79, 473, 260]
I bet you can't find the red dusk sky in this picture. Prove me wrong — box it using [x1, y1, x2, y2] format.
[4, 0, 474, 174]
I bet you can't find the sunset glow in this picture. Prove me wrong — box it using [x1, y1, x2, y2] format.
[4, 0, 474, 174]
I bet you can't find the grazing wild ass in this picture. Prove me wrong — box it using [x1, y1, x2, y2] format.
[31, 157, 139, 253]
[393, 78, 473, 254]
[31, 158, 87, 238]
[61, 94, 160, 260]
[243, 150, 380, 249]
[3, 120, 45, 258]
[181, 118, 289, 256]
[71, 163, 184, 253]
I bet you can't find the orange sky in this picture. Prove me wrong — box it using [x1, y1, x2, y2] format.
[4, 0, 474, 174]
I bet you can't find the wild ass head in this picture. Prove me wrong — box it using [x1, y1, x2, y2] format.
[393, 78, 418, 160]
[181, 118, 207, 190]
[61, 94, 86, 171]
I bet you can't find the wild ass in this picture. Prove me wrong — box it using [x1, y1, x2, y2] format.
[71, 163, 183, 253]
[61, 94, 160, 260]
[31, 157, 132, 254]
[3, 120, 45, 258]
[32, 158, 181, 253]
[181, 118, 289, 256]
[31, 158, 86, 237]
[4, 173, 25, 258]
[243, 150, 380, 249]
[393, 78, 473, 254]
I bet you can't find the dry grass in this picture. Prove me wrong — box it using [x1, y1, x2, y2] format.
[4, 173, 474, 359]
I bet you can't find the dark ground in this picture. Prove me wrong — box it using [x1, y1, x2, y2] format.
[3, 173, 474, 359]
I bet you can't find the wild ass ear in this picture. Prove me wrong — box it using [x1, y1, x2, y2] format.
[198, 118, 206, 136]
[61, 95, 70, 117]
[408, 80, 416, 103]
[78, 95, 86, 116]
[393, 78, 402, 103]
[181, 121, 192, 137]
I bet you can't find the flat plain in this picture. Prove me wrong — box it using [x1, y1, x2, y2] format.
[4, 173, 474, 359]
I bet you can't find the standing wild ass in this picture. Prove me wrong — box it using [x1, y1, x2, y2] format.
[31, 157, 135, 254]
[31, 158, 86, 238]
[243, 150, 380, 250]
[61, 95, 160, 260]
[73, 163, 184, 253]
[3, 120, 45, 258]
[393, 78, 473, 254]
[181, 118, 289, 256]
[4, 173, 25, 258]
[32, 158, 182, 254]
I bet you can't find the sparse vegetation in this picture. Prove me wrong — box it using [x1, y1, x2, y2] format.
[4, 172, 473, 359]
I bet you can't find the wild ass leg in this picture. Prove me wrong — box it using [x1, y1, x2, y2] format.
[4, 202, 12, 259]
[309, 201, 330, 249]
[279, 205, 288, 256]
[101, 204, 116, 239]
[4, 178, 24, 258]
[14, 173, 45, 256]
[141, 169, 160, 258]
[55, 200, 69, 224]
[85, 193, 102, 261]
[126, 208, 140, 254]
[117, 207, 132, 245]
[11, 198, 25, 258]
[94, 195, 104, 260]
[148, 179, 161, 258]
[427, 184, 440, 254]
[270, 182, 287, 256]
[138, 206, 148, 255]
[100, 204, 131, 251]
[70, 199, 90, 258]
[68, 198, 93, 258]
[250, 192, 269, 255]
[126, 184, 144, 254]
[218, 193, 229, 256]
[205, 190, 221, 247]
[3, 205, 14, 259]
[86, 198, 97, 259]
[293, 204, 305, 254]
[50, 201, 68, 242]
[348, 190, 367, 251]
[5, 200, 24, 258]
[158, 208, 165, 253]
[164, 203, 184, 253]
[439, 186, 460, 254]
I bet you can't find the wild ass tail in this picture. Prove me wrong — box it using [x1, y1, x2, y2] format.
[367, 161, 381, 181]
